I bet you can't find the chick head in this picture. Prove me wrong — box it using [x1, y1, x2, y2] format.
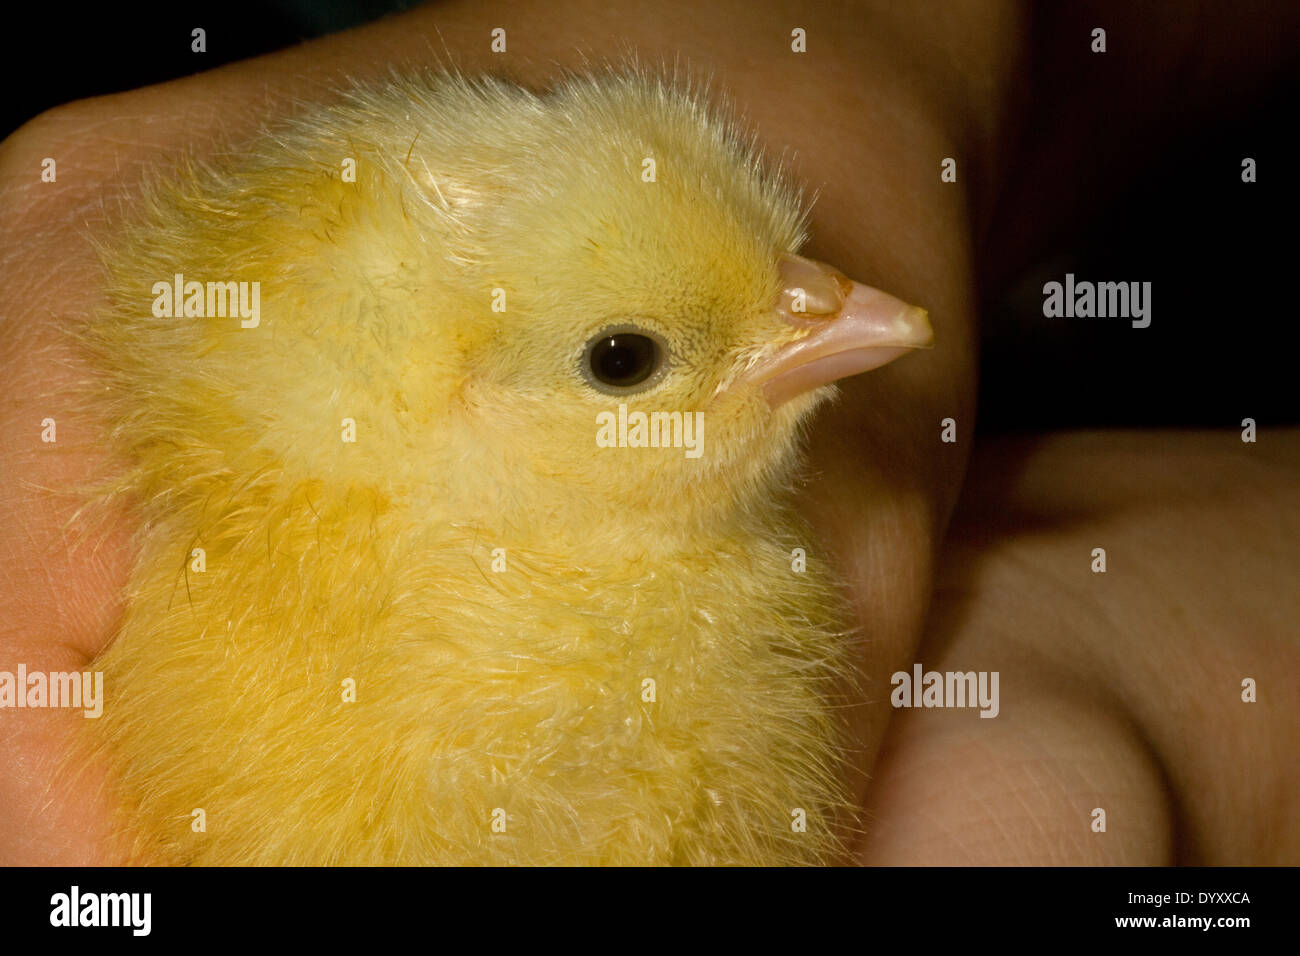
[116, 72, 932, 555]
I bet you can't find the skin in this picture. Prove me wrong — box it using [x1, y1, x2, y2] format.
[1, 0, 1296, 864]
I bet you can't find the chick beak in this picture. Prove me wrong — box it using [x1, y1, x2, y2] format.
[743, 254, 934, 409]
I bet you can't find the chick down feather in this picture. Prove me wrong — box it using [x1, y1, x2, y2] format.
[79, 70, 868, 865]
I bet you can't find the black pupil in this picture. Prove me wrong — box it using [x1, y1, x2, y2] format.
[589, 334, 658, 387]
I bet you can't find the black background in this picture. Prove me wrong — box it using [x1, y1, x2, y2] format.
[0, 864, 1285, 942]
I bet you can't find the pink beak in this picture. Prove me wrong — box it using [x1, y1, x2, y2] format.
[741, 254, 934, 409]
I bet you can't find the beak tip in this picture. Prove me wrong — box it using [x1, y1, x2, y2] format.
[894, 306, 935, 349]
[914, 308, 936, 348]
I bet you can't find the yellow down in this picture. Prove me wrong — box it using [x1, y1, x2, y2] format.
[77, 70, 857, 865]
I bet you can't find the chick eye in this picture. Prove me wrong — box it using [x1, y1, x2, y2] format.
[581, 326, 668, 394]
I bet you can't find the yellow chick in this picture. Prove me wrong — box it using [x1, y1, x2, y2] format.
[79, 70, 932, 865]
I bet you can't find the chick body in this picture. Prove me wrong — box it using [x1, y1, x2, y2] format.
[84, 72, 860, 865]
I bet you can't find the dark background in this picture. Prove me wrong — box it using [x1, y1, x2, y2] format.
[4, 0, 1295, 433]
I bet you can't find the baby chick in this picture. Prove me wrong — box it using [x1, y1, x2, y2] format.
[80, 70, 932, 865]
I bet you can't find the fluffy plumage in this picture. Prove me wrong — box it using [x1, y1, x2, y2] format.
[80, 70, 885, 865]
